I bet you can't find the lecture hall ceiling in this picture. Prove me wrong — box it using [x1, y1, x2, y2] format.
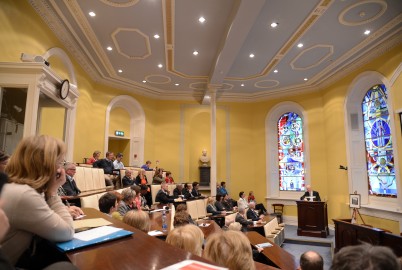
[29, 0, 402, 102]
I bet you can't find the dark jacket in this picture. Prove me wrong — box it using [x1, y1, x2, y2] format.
[93, 158, 114, 174]
[155, 189, 175, 204]
[61, 176, 81, 196]
[300, 190, 321, 201]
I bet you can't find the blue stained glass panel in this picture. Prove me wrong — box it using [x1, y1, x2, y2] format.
[362, 84, 397, 197]
[278, 112, 305, 191]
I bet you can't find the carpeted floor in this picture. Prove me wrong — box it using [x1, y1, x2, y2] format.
[282, 225, 334, 270]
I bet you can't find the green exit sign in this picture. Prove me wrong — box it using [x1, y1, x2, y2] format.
[115, 130, 124, 137]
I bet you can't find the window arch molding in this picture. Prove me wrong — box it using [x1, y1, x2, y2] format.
[265, 101, 311, 201]
[345, 71, 401, 214]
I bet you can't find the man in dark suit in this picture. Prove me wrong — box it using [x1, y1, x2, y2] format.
[235, 205, 253, 232]
[191, 181, 203, 198]
[246, 202, 264, 221]
[61, 163, 81, 196]
[93, 151, 115, 186]
[173, 184, 184, 198]
[155, 181, 175, 204]
[300, 185, 321, 201]
[183, 183, 195, 200]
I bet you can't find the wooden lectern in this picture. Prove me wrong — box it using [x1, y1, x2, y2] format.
[296, 200, 329, 238]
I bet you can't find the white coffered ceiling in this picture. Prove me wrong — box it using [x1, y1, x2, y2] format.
[29, 0, 402, 102]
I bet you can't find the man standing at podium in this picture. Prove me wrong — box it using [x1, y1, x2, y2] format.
[300, 185, 321, 201]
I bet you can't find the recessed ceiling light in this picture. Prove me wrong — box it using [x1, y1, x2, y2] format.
[297, 43, 303, 48]
[175, 83, 180, 86]
[270, 22, 278, 28]
[241, 83, 245, 87]
[193, 50, 199, 56]
[198, 16, 206, 23]
[274, 69, 278, 73]
[89, 11, 96, 17]
[249, 53, 255, 58]
[154, 34, 160, 39]
[142, 80, 146, 83]
[107, 46, 113, 51]
[304, 78, 308, 81]
[364, 30, 371, 35]
[158, 64, 163, 68]
[118, 69, 123, 73]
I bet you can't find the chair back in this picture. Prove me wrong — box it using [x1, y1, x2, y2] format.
[186, 200, 198, 220]
[151, 185, 161, 204]
[196, 199, 207, 218]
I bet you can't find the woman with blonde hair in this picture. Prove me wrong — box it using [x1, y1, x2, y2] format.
[135, 169, 148, 185]
[1, 135, 74, 267]
[123, 210, 151, 233]
[166, 224, 204, 256]
[204, 230, 256, 270]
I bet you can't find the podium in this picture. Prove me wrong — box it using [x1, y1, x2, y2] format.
[296, 200, 329, 238]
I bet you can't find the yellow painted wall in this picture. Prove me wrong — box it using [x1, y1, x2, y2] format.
[38, 107, 65, 140]
[0, 0, 401, 234]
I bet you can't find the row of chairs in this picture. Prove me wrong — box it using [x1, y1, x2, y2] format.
[264, 217, 285, 246]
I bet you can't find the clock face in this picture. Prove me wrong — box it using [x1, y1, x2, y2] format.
[60, 79, 70, 99]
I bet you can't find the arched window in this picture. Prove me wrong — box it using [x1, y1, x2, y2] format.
[278, 112, 305, 191]
[361, 84, 396, 197]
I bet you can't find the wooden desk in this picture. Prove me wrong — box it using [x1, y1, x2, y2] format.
[67, 208, 219, 270]
[246, 231, 297, 270]
[248, 215, 275, 236]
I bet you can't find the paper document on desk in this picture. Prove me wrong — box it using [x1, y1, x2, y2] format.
[255, 242, 273, 248]
[56, 226, 133, 252]
[148, 230, 164, 236]
[161, 260, 227, 270]
[73, 218, 112, 230]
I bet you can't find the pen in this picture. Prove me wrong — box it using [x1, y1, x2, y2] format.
[65, 200, 70, 207]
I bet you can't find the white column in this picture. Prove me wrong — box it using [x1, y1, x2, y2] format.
[209, 88, 217, 196]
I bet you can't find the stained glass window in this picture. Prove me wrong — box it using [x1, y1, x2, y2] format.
[362, 84, 397, 197]
[278, 112, 305, 191]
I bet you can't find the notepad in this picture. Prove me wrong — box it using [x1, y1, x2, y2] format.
[255, 242, 273, 248]
[148, 230, 164, 236]
[161, 260, 227, 270]
[56, 226, 133, 252]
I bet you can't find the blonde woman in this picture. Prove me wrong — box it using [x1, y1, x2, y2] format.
[166, 224, 204, 256]
[123, 210, 151, 233]
[2, 135, 74, 266]
[135, 169, 148, 185]
[204, 230, 255, 270]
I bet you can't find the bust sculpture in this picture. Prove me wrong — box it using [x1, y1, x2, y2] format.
[199, 149, 210, 166]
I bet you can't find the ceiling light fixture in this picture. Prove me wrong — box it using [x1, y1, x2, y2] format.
[249, 53, 255, 58]
[107, 46, 113, 51]
[297, 43, 303, 48]
[154, 34, 160, 39]
[364, 30, 371, 35]
[118, 69, 123, 73]
[89, 11, 96, 17]
[270, 22, 278, 28]
[304, 78, 308, 81]
[198, 16, 206, 23]
[193, 50, 199, 56]
[158, 64, 163, 68]
[274, 69, 278, 73]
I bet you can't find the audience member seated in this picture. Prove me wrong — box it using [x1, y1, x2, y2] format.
[330, 243, 400, 270]
[173, 184, 185, 198]
[60, 162, 81, 196]
[247, 191, 268, 215]
[206, 197, 226, 216]
[246, 202, 264, 222]
[228, 222, 242, 231]
[191, 181, 203, 197]
[237, 191, 248, 210]
[216, 183, 221, 195]
[175, 204, 196, 225]
[183, 183, 196, 200]
[2, 135, 74, 267]
[132, 185, 149, 210]
[86, 150, 101, 165]
[93, 151, 116, 186]
[173, 211, 192, 227]
[165, 171, 174, 184]
[152, 168, 164, 184]
[204, 230, 256, 270]
[155, 181, 175, 204]
[118, 188, 136, 216]
[218, 181, 229, 196]
[98, 192, 119, 218]
[122, 170, 135, 187]
[215, 194, 226, 211]
[113, 153, 125, 169]
[141, 160, 153, 171]
[135, 169, 148, 185]
[235, 205, 252, 232]
[222, 193, 235, 211]
[123, 210, 151, 233]
[166, 224, 204, 256]
[139, 184, 152, 207]
[298, 251, 323, 270]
